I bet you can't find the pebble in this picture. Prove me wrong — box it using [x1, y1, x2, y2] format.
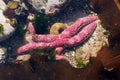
[0, 47, 7, 64]
[16, 54, 31, 62]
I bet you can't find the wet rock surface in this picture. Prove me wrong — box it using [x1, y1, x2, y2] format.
[0, 1, 15, 41]
[28, 0, 72, 15]
[64, 21, 109, 68]
[0, 55, 104, 80]
[0, 55, 119, 80]
[0, 22, 15, 41]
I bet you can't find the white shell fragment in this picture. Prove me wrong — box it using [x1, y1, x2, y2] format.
[0, 47, 7, 64]
[16, 54, 31, 62]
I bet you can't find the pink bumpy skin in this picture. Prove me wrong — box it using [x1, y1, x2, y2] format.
[27, 16, 98, 55]
[29, 15, 98, 42]
[55, 54, 66, 60]
[49, 22, 97, 47]
[28, 22, 36, 35]
[17, 22, 97, 54]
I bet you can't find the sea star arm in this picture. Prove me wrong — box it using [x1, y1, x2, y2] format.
[27, 22, 59, 42]
[49, 22, 97, 47]
[28, 15, 98, 42]
[17, 22, 97, 54]
[59, 15, 98, 38]
[54, 47, 64, 54]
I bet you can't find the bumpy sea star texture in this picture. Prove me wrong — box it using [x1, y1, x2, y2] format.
[16, 15, 98, 60]
[18, 22, 97, 51]
[30, 15, 98, 55]
[32, 16, 98, 42]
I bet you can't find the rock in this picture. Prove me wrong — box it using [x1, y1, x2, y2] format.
[0, 0, 6, 10]
[64, 20, 109, 68]
[0, 22, 15, 41]
[16, 54, 31, 62]
[0, 1, 15, 41]
[28, 0, 71, 15]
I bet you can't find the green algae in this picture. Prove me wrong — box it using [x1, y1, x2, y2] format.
[33, 13, 49, 34]
[0, 23, 4, 34]
[76, 58, 89, 68]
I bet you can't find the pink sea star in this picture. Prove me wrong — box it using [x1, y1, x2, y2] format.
[16, 15, 98, 60]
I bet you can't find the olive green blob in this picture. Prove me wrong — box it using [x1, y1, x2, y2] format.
[0, 23, 4, 34]
[33, 14, 48, 34]
[76, 58, 89, 68]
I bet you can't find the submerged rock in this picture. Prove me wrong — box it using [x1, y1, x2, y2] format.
[0, 0, 6, 10]
[0, 0, 15, 41]
[64, 20, 109, 68]
[28, 0, 71, 15]
[0, 22, 15, 41]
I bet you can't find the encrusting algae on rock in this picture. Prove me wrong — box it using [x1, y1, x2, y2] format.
[0, 23, 4, 34]
[66, 20, 109, 68]
[0, 0, 15, 41]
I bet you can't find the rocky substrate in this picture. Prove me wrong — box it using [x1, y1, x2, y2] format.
[64, 21, 109, 68]
[0, 0, 15, 41]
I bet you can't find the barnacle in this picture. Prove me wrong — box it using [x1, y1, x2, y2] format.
[50, 23, 67, 35]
